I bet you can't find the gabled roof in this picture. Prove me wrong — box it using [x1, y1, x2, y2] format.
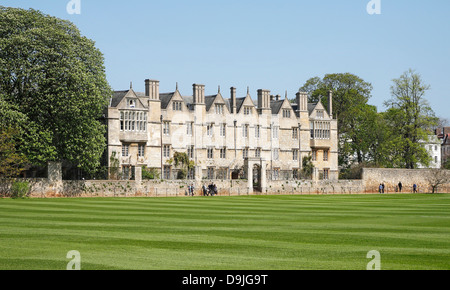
[205, 95, 217, 112]
[110, 89, 147, 109]
[308, 99, 332, 119]
[160, 92, 176, 109]
[270, 100, 284, 114]
[110, 90, 129, 107]
[308, 103, 317, 115]
[182, 96, 194, 111]
[205, 92, 230, 113]
[235, 97, 246, 113]
[270, 97, 296, 115]
[224, 99, 232, 113]
[235, 92, 257, 114]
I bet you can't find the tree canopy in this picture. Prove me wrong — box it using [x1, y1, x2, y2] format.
[300, 73, 375, 168]
[300, 70, 439, 172]
[383, 69, 438, 169]
[0, 7, 111, 174]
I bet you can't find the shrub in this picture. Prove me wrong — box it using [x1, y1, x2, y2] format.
[142, 166, 160, 180]
[11, 181, 30, 199]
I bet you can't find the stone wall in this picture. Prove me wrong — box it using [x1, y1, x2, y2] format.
[362, 168, 450, 193]
[3, 167, 450, 198]
[15, 178, 364, 198]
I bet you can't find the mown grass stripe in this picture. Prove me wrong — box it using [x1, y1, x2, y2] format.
[0, 194, 449, 270]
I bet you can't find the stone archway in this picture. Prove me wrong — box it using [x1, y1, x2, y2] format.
[245, 158, 267, 194]
[253, 164, 261, 192]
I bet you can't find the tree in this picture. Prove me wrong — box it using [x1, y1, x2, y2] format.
[301, 155, 314, 180]
[169, 152, 195, 180]
[383, 69, 438, 169]
[300, 73, 373, 130]
[300, 73, 374, 168]
[0, 94, 55, 167]
[0, 127, 29, 179]
[0, 7, 111, 174]
[426, 169, 450, 194]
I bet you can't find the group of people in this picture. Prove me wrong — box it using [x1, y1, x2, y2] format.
[379, 182, 418, 194]
[185, 183, 219, 196]
[202, 183, 218, 196]
[378, 183, 386, 194]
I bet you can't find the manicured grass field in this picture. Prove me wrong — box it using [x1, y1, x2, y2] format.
[0, 194, 449, 270]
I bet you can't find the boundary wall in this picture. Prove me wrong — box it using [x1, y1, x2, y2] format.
[2, 165, 450, 198]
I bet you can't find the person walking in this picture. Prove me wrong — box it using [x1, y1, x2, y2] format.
[379, 184, 383, 194]
[188, 184, 194, 196]
[413, 184, 417, 193]
[398, 182, 403, 193]
[208, 183, 213, 196]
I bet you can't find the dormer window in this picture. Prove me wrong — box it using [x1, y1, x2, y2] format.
[173, 101, 182, 111]
[316, 110, 324, 118]
[128, 99, 136, 108]
[283, 109, 291, 118]
[244, 107, 252, 115]
[215, 104, 224, 114]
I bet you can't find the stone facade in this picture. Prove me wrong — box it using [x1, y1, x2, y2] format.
[106, 79, 339, 192]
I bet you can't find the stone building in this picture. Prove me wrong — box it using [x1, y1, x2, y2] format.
[435, 127, 450, 167]
[105, 79, 338, 191]
[418, 135, 441, 169]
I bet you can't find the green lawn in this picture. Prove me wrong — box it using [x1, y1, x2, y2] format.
[0, 194, 449, 270]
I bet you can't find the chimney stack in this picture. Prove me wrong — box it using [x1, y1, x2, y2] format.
[296, 91, 308, 112]
[145, 79, 159, 100]
[258, 89, 271, 110]
[193, 83, 205, 104]
[230, 87, 237, 114]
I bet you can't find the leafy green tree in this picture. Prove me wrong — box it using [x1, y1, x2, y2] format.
[301, 155, 314, 180]
[0, 127, 28, 179]
[169, 152, 195, 180]
[300, 73, 372, 129]
[0, 7, 111, 174]
[300, 73, 374, 168]
[0, 94, 54, 167]
[142, 166, 160, 180]
[383, 69, 438, 169]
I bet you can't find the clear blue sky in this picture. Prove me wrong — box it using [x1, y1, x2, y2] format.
[2, 0, 450, 119]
